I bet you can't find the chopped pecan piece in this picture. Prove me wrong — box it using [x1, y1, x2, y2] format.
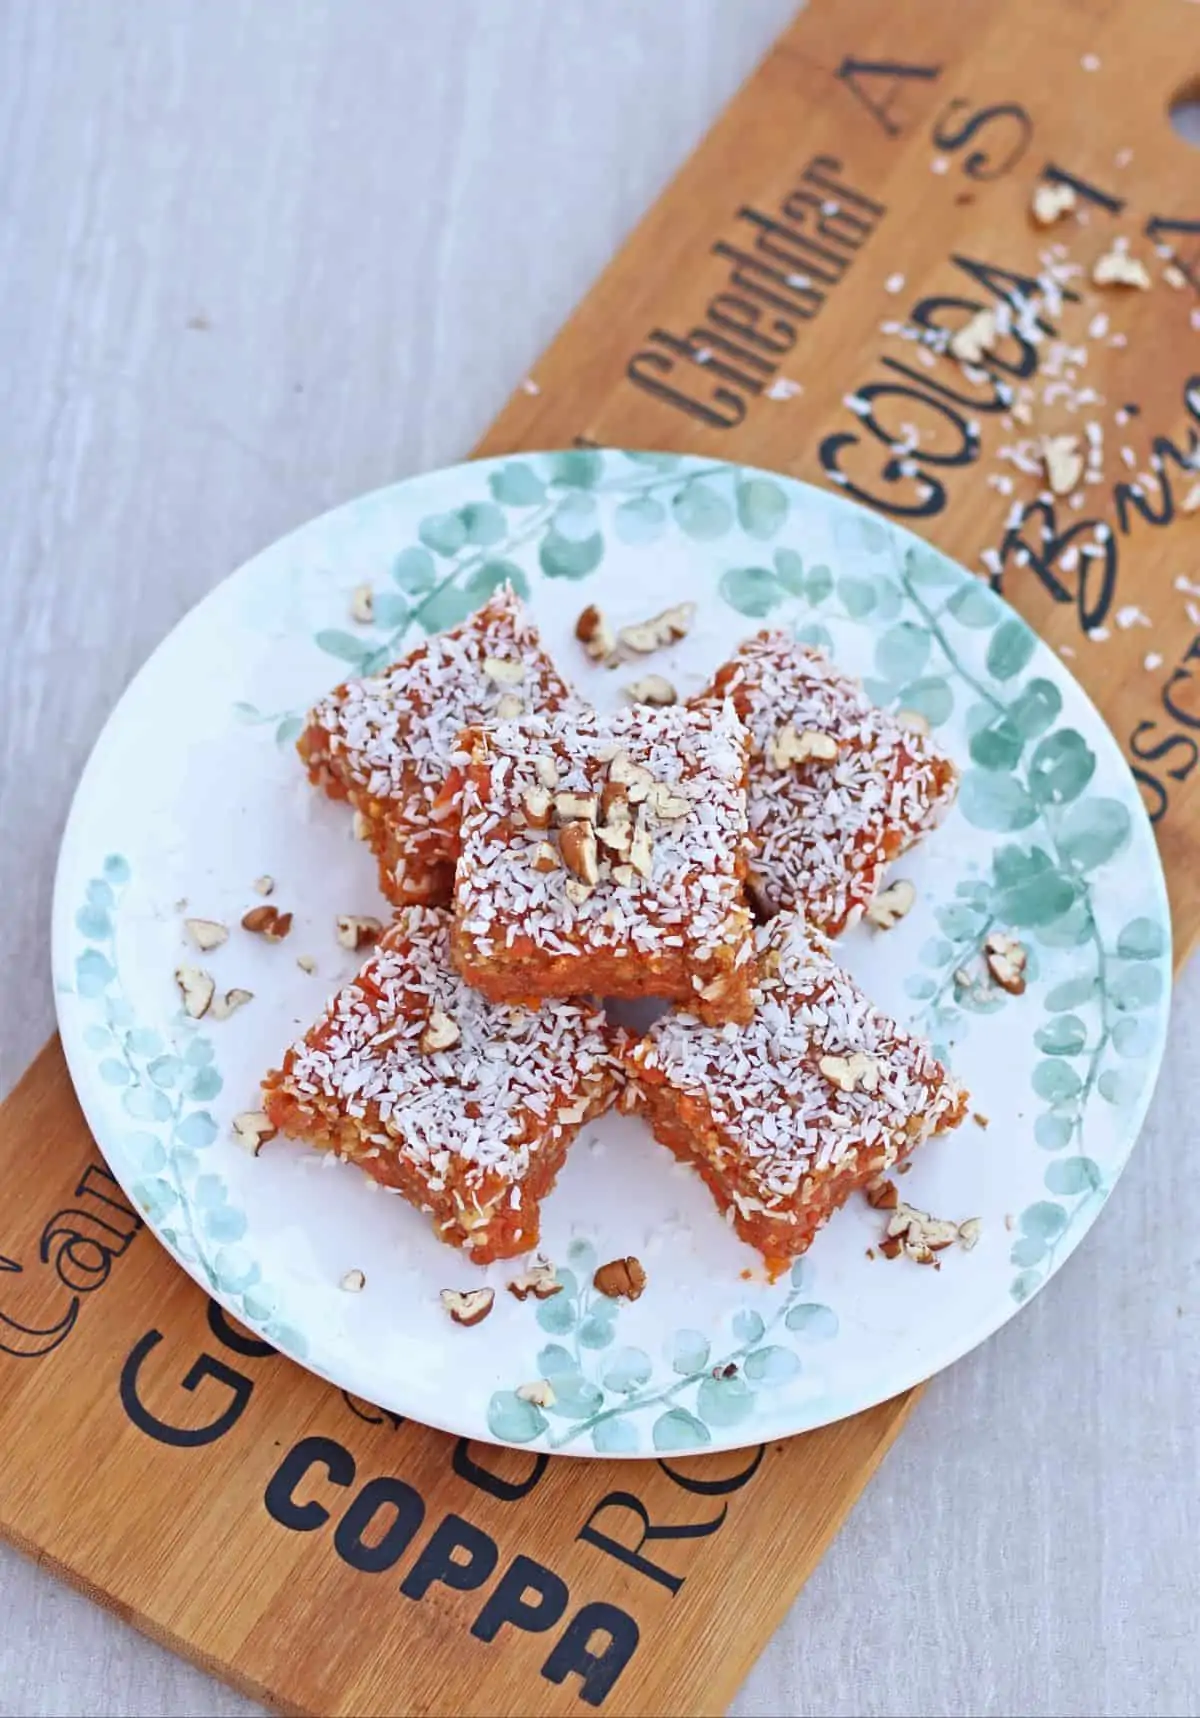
[1031, 181, 1076, 225]
[175, 965, 214, 1019]
[211, 986, 254, 1021]
[336, 915, 384, 951]
[184, 918, 228, 952]
[593, 1255, 647, 1301]
[819, 1052, 880, 1094]
[623, 674, 677, 706]
[864, 879, 915, 930]
[770, 724, 839, 769]
[242, 904, 293, 940]
[507, 1261, 562, 1302]
[440, 1287, 495, 1326]
[419, 1007, 461, 1053]
[559, 820, 600, 886]
[615, 601, 695, 657]
[516, 1379, 556, 1407]
[985, 931, 1027, 995]
[232, 1110, 276, 1154]
[575, 604, 616, 663]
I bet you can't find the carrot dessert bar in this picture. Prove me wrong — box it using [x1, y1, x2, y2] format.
[693, 632, 958, 935]
[622, 911, 968, 1274]
[298, 585, 575, 908]
[261, 908, 621, 1263]
[445, 702, 757, 1024]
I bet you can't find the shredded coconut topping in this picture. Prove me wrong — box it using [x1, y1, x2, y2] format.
[266, 908, 619, 1190]
[302, 585, 575, 895]
[453, 702, 753, 968]
[633, 913, 966, 1201]
[695, 634, 958, 934]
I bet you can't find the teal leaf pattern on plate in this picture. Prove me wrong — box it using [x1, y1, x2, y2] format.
[736, 477, 789, 539]
[65, 857, 302, 1356]
[488, 462, 546, 507]
[492, 1266, 824, 1453]
[672, 478, 733, 540]
[720, 566, 783, 618]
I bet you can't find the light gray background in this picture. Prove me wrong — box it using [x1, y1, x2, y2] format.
[0, 3, 1197, 1715]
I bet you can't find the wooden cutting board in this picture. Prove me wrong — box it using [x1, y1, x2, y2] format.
[3, 1, 1199, 1712]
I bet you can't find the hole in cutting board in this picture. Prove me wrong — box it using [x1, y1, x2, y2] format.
[1169, 78, 1200, 145]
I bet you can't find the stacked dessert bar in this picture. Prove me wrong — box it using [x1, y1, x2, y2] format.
[264, 584, 967, 1276]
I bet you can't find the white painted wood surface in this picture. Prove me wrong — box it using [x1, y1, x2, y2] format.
[0, 2, 1197, 1713]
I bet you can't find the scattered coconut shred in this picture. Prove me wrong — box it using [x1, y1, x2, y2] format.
[876, 186, 1196, 637]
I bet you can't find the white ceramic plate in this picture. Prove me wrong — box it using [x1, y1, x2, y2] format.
[53, 450, 1171, 1458]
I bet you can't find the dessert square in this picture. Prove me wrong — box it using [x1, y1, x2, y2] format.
[621, 911, 968, 1274]
[261, 907, 622, 1263]
[298, 585, 575, 908]
[693, 632, 959, 935]
[446, 701, 757, 1024]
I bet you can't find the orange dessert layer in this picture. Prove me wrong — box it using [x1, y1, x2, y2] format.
[622, 912, 968, 1275]
[445, 702, 758, 1025]
[693, 632, 958, 936]
[298, 584, 575, 908]
[262, 908, 622, 1263]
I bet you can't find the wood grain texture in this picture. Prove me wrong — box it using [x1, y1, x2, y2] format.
[1, 0, 1198, 1715]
